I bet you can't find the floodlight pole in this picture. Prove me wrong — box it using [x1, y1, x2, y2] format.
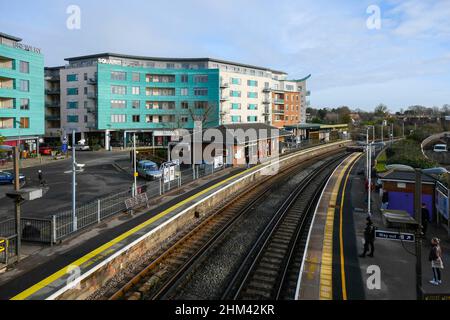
[13, 146, 21, 261]
[72, 130, 77, 232]
[414, 168, 423, 300]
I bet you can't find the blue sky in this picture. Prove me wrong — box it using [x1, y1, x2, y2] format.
[1, 0, 449, 111]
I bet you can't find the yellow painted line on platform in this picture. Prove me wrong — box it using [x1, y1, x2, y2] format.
[319, 153, 360, 300]
[339, 154, 362, 301]
[12, 141, 347, 300]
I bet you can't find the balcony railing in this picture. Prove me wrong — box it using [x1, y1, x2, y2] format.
[274, 99, 285, 105]
[45, 75, 60, 82]
[220, 82, 229, 88]
[85, 106, 96, 113]
[262, 99, 271, 104]
[87, 92, 98, 99]
[45, 115, 61, 121]
[273, 108, 285, 114]
[45, 102, 61, 108]
[263, 86, 271, 92]
[45, 89, 61, 95]
[220, 96, 229, 101]
[87, 78, 97, 85]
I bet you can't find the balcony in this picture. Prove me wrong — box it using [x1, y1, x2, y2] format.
[220, 81, 229, 88]
[45, 115, 61, 121]
[87, 92, 98, 99]
[45, 102, 61, 108]
[220, 95, 229, 101]
[274, 99, 285, 105]
[44, 75, 60, 82]
[0, 56, 14, 70]
[87, 77, 97, 85]
[263, 86, 271, 93]
[273, 108, 285, 115]
[262, 99, 271, 105]
[85, 106, 96, 114]
[45, 89, 61, 95]
[0, 77, 14, 90]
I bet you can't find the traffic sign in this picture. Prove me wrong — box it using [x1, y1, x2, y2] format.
[375, 230, 415, 242]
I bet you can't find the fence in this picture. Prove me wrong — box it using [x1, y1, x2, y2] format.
[0, 235, 18, 265]
[0, 138, 346, 246]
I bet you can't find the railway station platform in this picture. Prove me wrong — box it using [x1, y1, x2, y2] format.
[0, 141, 350, 300]
[297, 152, 450, 300]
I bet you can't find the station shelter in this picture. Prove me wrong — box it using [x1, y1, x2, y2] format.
[284, 123, 349, 142]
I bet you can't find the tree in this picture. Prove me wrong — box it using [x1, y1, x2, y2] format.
[374, 104, 389, 117]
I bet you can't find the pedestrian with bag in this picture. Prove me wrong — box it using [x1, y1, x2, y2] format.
[429, 237, 444, 286]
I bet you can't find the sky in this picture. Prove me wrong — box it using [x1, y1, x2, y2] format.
[1, 0, 450, 112]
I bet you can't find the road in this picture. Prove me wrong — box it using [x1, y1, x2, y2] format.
[0, 151, 134, 220]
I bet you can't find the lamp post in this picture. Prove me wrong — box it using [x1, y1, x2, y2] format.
[133, 133, 137, 197]
[72, 130, 77, 232]
[386, 164, 448, 300]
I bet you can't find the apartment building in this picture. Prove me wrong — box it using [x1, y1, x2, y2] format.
[0, 33, 44, 151]
[44, 66, 62, 140]
[48, 53, 309, 148]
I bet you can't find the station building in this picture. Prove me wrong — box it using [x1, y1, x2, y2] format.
[0, 33, 44, 152]
[46, 53, 310, 148]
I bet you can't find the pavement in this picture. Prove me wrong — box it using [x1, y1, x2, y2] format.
[299, 153, 450, 300]
[0, 151, 134, 220]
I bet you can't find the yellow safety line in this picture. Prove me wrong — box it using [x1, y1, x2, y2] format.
[339, 154, 362, 300]
[319, 153, 359, 300]
[12, 142, 345, 300]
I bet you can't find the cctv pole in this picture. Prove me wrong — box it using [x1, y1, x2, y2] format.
[72, 130, 77, 232]
[13, 146, 21, 261]
[414, 168, 423, 300]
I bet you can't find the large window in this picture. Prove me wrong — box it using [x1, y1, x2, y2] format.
[181, 74, 188, 83]
[247, 116, 258, 122]
[231, 116, 241, 123]
[231, 103, 241, 110]
[247, 92, 258, 99]
[67, 74, 78, 82]
[230, 90, 241, 98]
[111, 71, 127, 81]
[111, 85, 126, 95]
[195, 101, 208, 109]
[19, 61, 29, 74]
[19, 117, 30, 128]
[194, 75, 208, 83]
[67, 87, 78, 95]
[132, 72, 140, 82]
[247, 80, 258, 87]
[180, 88, 189, 96]
[248, 104, 258, 110]
[111, 100, 126, 109]
[19, 80, 29, 92]
[231, 78, 241, 85]
[181, 101, 189, 109]
[67, 115, 79, 123]
[0, 117, 14, 129]
[111, 114, 126, 123]
[132, 86, 140, 95]
[194, 88, 208, 96]
[132, 115, 140, 123]
[132, 100, 140, 109]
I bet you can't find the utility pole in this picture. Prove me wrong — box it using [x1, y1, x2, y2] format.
[414, 169, 423, 300]
[72, 130, 77, 232]
[13, 145, 21, 261]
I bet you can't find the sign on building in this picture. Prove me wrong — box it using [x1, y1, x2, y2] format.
[375, 230, 415, 242]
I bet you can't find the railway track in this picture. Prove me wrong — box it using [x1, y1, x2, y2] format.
[220, 154, 347, 300]
[105, 152, 343, 300]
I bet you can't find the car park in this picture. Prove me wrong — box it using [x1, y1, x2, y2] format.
[0, 171, 26, 185]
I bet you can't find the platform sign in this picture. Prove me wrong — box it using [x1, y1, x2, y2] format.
[375, 230, 415, 242]
[163, 167, 170, 183]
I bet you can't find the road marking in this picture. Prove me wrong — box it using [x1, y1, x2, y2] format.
[11, 141, 347, 300]
[339, 154, 361, 301]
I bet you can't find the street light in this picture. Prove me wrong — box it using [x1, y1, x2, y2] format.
[386, 164, 448, 300]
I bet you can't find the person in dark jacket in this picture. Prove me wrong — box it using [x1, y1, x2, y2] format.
[360, 217, 376, 258]
[421, 203, 430, 236]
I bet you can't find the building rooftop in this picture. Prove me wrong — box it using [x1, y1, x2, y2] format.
[284, 123, 349, 130]
[0, 32, 22, 42]
[64, 52, 288, 74]
[378, 170, 437, 184]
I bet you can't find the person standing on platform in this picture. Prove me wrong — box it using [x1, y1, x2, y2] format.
[429, 238, 444, 285]
[421, 203, 430, 236]
[360, 217, 376, 258]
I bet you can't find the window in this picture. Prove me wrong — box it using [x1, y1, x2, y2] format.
[67, 101, 78, 109]
[247, 92, 258, 99]
[0, 118, 14, 129]
[111, 71, 126, 81]
[19, 80, 29, 92]
[231, 103, 241, 110]
[111, 85, 126, 95]
[286, 85, 294, 91]
[111, 100, 126, 109]
[111, 114, 126, 123]
[67, 115, 79, 123]
[231, 116, 241, 123]
[20, 98, 29, 110]
[132, 115, 140, 123]
[181, 116, 189, 123]
[181, 74, 188, 83]
[132, 87, 140, 95]
[84, 115, 88, 123]
[84, 87, 88, 95]
[247, 80, 258, 87]
[231, 78, 241, 85]
[19, 117, 30, 128]
[166, 63, 175, 69]
[67, 74, 78, 82]
[195, 101, 208, 109]
[132, 72, 140, 82]
[180, 88, 189, 96]
[84, 101, 88, 108]
[247, 116, 258, 122]
[194, 75, 208, 83]
[248, 104, 258, 110]
[230, 90, 241, 98]
[194, 88, 208, 96]
[132, 100, 140, 109]
[67, 87, 78, 95]
[181, 101, 189, 109]
[84, 73, 88, 81]
[19, 61, 29, 74]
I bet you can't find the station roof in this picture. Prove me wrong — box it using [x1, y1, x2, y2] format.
[284, 123, 349, 130]
[64, 53, 287, 74]
[0, 32, 22, 42]
[378, 170, 437, 184]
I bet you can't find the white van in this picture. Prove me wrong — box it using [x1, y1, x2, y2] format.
[433, 144, 447, 153]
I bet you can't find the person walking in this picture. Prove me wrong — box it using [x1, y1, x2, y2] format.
[429, 238, 444, 285]
[360, 217, 376, 258]
[421, 203, 430, 236]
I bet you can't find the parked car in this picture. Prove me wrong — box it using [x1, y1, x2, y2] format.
[39, 144, 53, 155]
[68, 145, 90, 151]
[433, 144, 447, 153]
[137, 160, 162, 180]
[0, 171, 26, 185]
